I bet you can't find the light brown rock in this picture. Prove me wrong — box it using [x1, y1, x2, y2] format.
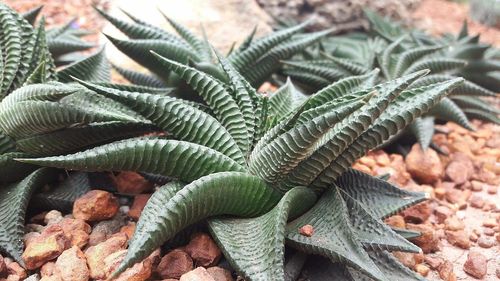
[444, 217, 465, 231]
[424, 255, 443, 269]
[128, 194, 152, 220]
[4, 260, 26, 280]
[22, 225, 69, 270]
[185, 233, 222, 267]
[58, 218, 91, 249]
[120, 222, 136, 240]
[407, 223, 439, 253]
[40, 275, 62, 281]
[434, 206, 454, 224]
[73, 190, 119, 222]
[445, 230, 470, 249]
[445, 161, 472, 185]
[180, 267, 215, 281]
[477, 236, 495, 248]
[156, 250, 193, 279]
[392, 252, 418, 269]
[44, 210, 63, 225]
[84, 233, 128, 279]
[384, 215, 406, 228]
[483, 217, 498, 228]
[405, 144, 443, 184]
[463, 250, 487, 279]
[103, 249, 159, 281]
[438, 260, 455, 281]
[112, 171, 153, 194]
[54, 246, 89, 281]
[469, 194, 485, 208]
[40, 262, 55, 278]
[206, 267, 233, 281]
[415, 264, 430, 277]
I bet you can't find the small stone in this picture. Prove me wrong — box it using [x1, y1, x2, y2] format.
[424, 255, 443, 269]
[444, 217, 465, 231]
[180, 267, 215, 281]
[477, 236, 495, 248]
[469, 195, 484, 208]
[352, 163, 371, 174]
[470, 180, 484, 192]
[445, 160, 472, 185]
[112, 171, 153, 194]
[483, 218, 498, 228]
[40, 276, 62, 281]
[445, 230, 470, 249]
[438, 260, 454, 281]
[128, 194, 152, 220]
[401, 202, 431, 223]
[73, 190, 119, 222]
[483, 228, 495, 236]
[40, 262, 55, 277]
[487, 184, 497, 194]
[415, 264, 430, 277]
[206, 267, 233, 281]
[463, 250, 487, 279]
[58, 218, 91, 249]
[156, 249, 193, 279]
[384, 215, 405, 228]
[22, 225, 69, 270]
[119, 222, 136, 240]
[469, 233, 479, 242]
[434, 187, 446, 200]
[434, 206, 453, 224]
[84, 233, 128, 279]
[88, 213, 127, 246]
[44, 210, 63, 225]
[185, 233, 222, 267]
[405, 144, 443, 184]
[407, 223, 439, 253]
[5, 260, 26, 280]
[298, 225, 314, 237]
[393, 252, 417, 269]
[54, 246, 89, 281]
[358, 156, 377, 168]
[102, 249, 157, 281]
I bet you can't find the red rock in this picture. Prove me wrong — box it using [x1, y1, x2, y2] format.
[392, 252, 417, 269]
[434, 206, 454, 224]
[22, 225, 70, 270]
[483, 217, 498, 228]
[487, 184, 497, 194]
[206, 267, 233, 281]
[185, 233, 222, 267]
[472, 168, 498, 185]
[469, 233, 479, 242]
[156, 250, 193, 279]
[44, 210, 63, 225]
[385, 215, 405, 228]
[401, 202, 431, 223]
[0, 255, 6, 278]
[58, 218, 91, 249]
[477, 236, 495, 248]
[469, 194, 485, 208]
[84, 233, 128, 279]
[352, 163, 371, 174]
[54, 246, 89, 281]
[463, 250, 487, 279]
[405, 144, 443, 184]
[180, 267, 215, 281]
[299, 225, 314, 237]
[102, 249, 157, 281]
[438, 260, 455, 281]
[407, 223, 439, 253]
[483, 227, 495, 236]
[445, 188, 462, 204]
[444, 217, 465, 231]
[73, 190, 119, 222]
[372, 151, 391, 166]
[445, 230, 470, 249]
[424, 255, 443, 269]
[128, 194, 152, 220]
[358, 156, 377, 168]
[389, 154, 412, 185]
[88, 213, 127, 246]
[112, 171, 153, 194]
[445, 161, 472, 185]
[4, 260, 26, 280]
[470, 180, 485, 192]
[120, 222, 136, 240]
[415, 264, 429, 277]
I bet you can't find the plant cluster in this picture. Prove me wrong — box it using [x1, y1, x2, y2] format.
[0, 3, 494, 281]
[282, 10, 499, 151]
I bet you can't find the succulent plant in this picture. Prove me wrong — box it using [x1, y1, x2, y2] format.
[0, 28, 465, 280]
[95, 7, 333, 98]
[282, 10, 499, 150]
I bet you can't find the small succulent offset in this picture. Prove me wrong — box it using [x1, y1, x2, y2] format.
[282, 10, 499, 150]
[1, 26, 464, 280]
[95, 7, 332, 96]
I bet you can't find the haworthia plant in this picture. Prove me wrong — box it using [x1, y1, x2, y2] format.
[0, 30, 464, 279]
[281, 10, 499, 150]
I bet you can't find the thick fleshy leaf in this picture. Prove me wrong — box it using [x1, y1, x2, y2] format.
[31, 171, 91, 212]
[268, 79, 306, 120]
[0, 4, 22, 97]
[429, 97, 474, 130]
[0, 168, 59, 265]
[57, 47, 111, 82]
[18, 137, 246, 182]
[285, 187, 386, 281]
[409, 117, 435, 150]
[0, 152, 39, 183]
[209, 187, 317, 281]
[73, 79, 245, 163]
[114, 172, 282, 277]
[0, 129, 15, 154]
[21, 5, 43, 25]
[112, 64, 167, 88]
[335, 169, 427, 219]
